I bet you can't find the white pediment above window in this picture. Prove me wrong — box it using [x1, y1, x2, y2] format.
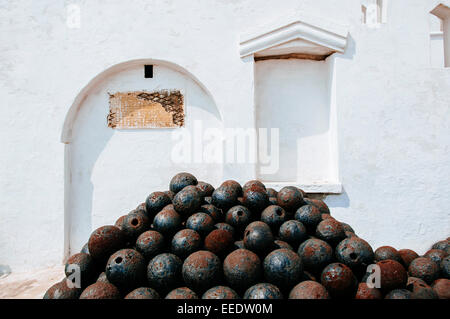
[239, 13, 349, 59]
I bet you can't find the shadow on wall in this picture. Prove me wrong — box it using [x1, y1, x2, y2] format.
[340, 34, 356, 60]
[65, 103, 114, 257]
[0, 265, 11, 277]
[324, 187, 351, 208]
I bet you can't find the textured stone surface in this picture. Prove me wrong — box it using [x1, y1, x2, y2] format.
[1, 0, 450, 275]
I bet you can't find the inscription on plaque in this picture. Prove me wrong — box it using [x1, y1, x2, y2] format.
[107, 90, 184, 129]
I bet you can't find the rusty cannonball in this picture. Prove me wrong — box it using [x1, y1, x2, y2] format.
[411, 285, 438, 299]
[315, 219, 345, 247]
[147, 253, 182, 293]
[243, 185, 269, 213]
[441, 255, 450, 279]
[136, 230, 165, 260]
[261, 205, 287, 232]
[196, 181, 215, 198]
[97, 272, 109, 283]
[297, 238, 333, 274]
[80, 242, 90, 254]
[407, 276, 428, 287]
[172, 185, 202, 217]
[374, 246, 403, 264]
[88, 225, 125, 262]
[64, 253, 96, 288]
[214, 222, 235, 239]
[121, 211, 150, 242]
[345, 231, 358, 238]
[171, 229, 202, 259]
[221, 180, 243, 197]
[276, 186, 304, 212]
[152, 206, 182, 235]
[124, 287, 160, 299]
[301, 271, 317, 282]
[164, 190, 175, 201]
[145, 191, 172, 217]
[335, 237, 374, 271]
[243, 221, 274, 254]
[288, 281, 329, 299]
[266, 188, 277, 198]
[43, 280, 82, 299]
[114, 215, 127, 230]
[225, 205, 252, 232]
[321, 213, 334, 221]
[182, 250, 222, 292]
[298, 188, 307, 197]
[295, 204, 322, 233]
[424, 249, 448, 266]
[186, 212, 215, 237]
[79, 282, 121, 299]
[377, 259, 408, 292]
[204, 229, 234, 257]
[223, 249, 262, 291]
[340, 222, 355, 234]
[432, 239, 450, 253]
[273, 240, 293, 251]
[320, 263, 357, 298]
[106, 249, 147, 291]
[202, 286, 239, 299]
[407, 277, 438, 299]
[212, 186, 239, 210]
[242, 180, 266, 193]
[132, 206, 148, 219]
[398, 249, 419, 268]
[268, 197, 278, 205]
[200, 204, 224, 222]
[303, 198, 330, 215]
[169, 172, 198, 194]
[136, 202, 147, 211]
[234, 240, 244, 249]
[243, 283, 283, 299]
[278, 220, 307, 249]
[354, 282, 382, 299]
[408, 257, 440, 284]
[165, 287, 198, 299]
[263, 248, 303, 289]
[384, 289, 412, 299]
[432, 279, 450, 299]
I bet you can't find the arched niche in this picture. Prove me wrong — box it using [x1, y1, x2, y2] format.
[62, 59, 223, 257]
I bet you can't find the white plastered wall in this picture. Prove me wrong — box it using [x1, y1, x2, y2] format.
[0, 0, 449, 273]
[254, 58, 336, 186]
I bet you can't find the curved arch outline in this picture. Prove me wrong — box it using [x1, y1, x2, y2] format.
[61, 58, 221, 143]
[61, 58, 222, 260]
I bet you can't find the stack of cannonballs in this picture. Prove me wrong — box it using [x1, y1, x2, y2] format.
[44, 173, 450, 299]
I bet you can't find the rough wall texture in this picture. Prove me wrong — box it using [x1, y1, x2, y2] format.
[0, 0, 449, 272]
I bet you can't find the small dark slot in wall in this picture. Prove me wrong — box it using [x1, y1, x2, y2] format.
[144, 65, 153, 78]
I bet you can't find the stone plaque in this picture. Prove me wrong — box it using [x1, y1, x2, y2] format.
[107, 90, 184, 129]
